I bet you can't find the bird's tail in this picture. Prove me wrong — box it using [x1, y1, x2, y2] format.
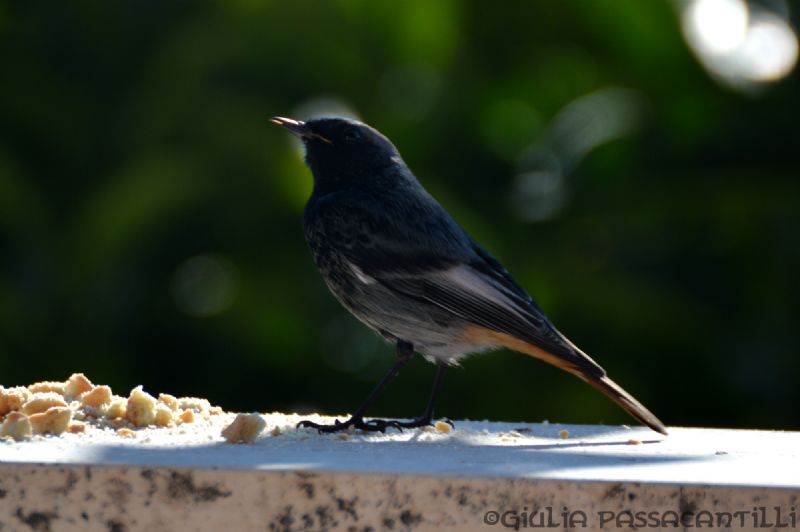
[479, 328, 668, 435]
[580, 373, 668, 436]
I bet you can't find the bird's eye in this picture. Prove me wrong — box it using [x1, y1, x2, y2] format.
[343, 128, 362, 143]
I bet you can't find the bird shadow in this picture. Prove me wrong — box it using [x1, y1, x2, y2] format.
[41, 422, 705, 480]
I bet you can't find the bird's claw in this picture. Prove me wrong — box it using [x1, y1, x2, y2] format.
[297, 415, 454, 433]
[296, 416, 406, 434]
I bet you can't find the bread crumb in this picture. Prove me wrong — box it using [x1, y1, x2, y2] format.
[270, 426, 281, 437]
[178, 397, 211, 413]
[158, 393, 179, 410]
[126, 386, 156, 427]
[68, 422, 86, 433]
[337, 433, 350, 441]
[21, 392, 68, 416]
[0, 374, 235, 442]
[435, 420, 452, 433]
[29, 406, 72, 435]
[508, 430, 522, 438]
[28, 381, 66, 395]
[64, 373, 93, 398]
[0, 412, 32, 440]
[221, 413, 265, 443]
[559, 429, 569, 439]
[109, 417, 128, 428]
[0, 386, 30, 417]
[81, 385, 112, 408]
[105, 398, 127, 419]
[154, 404, 174, 427]
[628, 438, 642, 445]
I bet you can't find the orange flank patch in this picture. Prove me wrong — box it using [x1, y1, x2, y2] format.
[460, 325, 581, 375]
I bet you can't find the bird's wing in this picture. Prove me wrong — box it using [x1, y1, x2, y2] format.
[311, 196, 603, 375]
[376, 247, 605, 377]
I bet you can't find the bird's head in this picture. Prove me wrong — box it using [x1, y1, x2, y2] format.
[271, 116, 403, 193]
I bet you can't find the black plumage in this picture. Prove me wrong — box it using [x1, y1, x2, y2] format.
[271, 115, 667, 435]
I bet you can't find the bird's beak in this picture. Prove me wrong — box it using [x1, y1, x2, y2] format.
[270, 116, 332, 145]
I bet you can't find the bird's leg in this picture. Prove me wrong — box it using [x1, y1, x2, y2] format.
[391, 362, 452, 429]
[297, 340, 415, 433]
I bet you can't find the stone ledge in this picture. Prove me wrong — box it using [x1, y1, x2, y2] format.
[1, 422, 798, 531]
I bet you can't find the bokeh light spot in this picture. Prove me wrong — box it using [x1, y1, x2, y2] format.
[684, 0, 749, 54]
[511, 169, 568, 223]
[737, 12, 799, 81]
[680, 0, 798, 88]
[172, 254, 238, 318]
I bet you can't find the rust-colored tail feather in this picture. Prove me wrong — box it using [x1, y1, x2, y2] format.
[476, 328, 668, 435]
[580, 374, 668, 436]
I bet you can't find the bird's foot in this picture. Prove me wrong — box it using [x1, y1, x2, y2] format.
[297, 416, 405, 434]
[391, 416, 455, 430]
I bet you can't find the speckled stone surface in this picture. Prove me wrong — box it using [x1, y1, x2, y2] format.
[1, 420, 799, 531]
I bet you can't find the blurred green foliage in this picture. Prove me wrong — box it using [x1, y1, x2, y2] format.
[1, 0, 798, 430]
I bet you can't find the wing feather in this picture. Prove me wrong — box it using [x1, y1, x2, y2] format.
[311, 196, 603, 376]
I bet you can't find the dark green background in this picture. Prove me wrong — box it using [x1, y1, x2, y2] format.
[1, 0, 798, 430]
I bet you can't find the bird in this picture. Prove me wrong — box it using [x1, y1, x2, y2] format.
[271, 115, 667, 436]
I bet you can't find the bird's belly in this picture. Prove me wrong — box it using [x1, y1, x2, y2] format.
[327, 276, 497, 362]
[304, 230, 498, 362]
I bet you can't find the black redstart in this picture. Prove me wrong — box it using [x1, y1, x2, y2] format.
[271, 115, 667, 435]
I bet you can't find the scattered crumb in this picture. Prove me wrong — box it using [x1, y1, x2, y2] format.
[29, 406, 72, 435]
[628, 438, 642, 445]
[81, 385, 112, 408]
[126, 386, 156, 427]
[68, 422, 86, 434]
[64, 373, 93, 399]
[435, 420, 452, 434]
[0, 412, 32, 440]
[21, 393, 68, 416]
[221, 413, 266, 444]
[105, 398, 127, 419]
[0, 387, 31, 417]
[158, 393, 179, 410]
[4, 375, 604, 448]
[28, 381, 66, 395]
[108, 417, 128, 429]
[0, 374, 227, 442]
[178, 397, 211, 413]
[154, 405, 174, 427]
